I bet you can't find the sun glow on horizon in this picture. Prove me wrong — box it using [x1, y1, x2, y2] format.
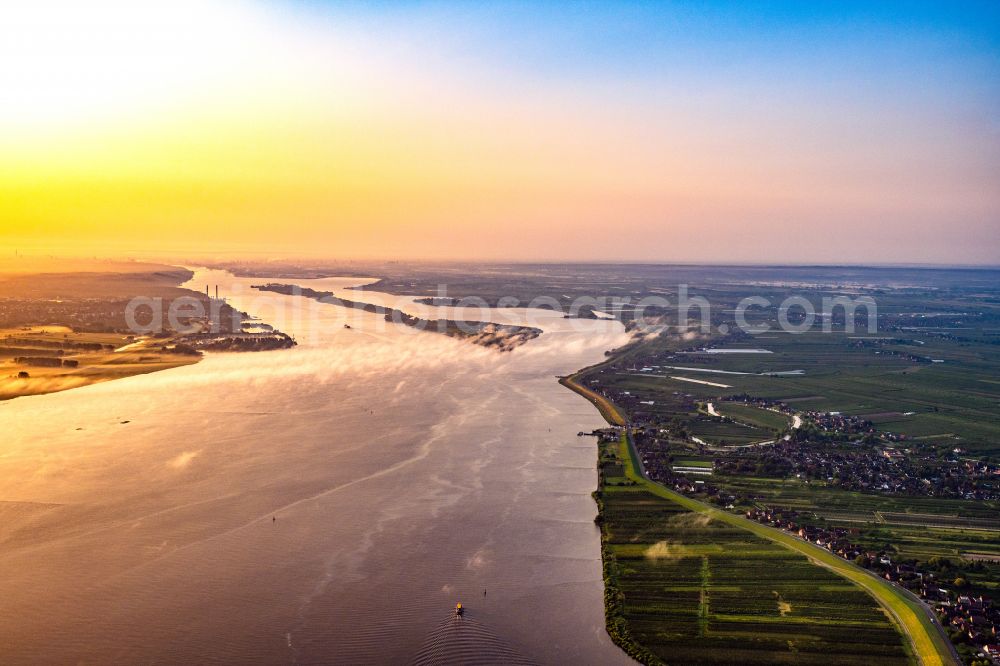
[1, 1, 998, 263]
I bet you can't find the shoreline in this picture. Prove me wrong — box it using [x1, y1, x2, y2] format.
[1, 265, 297, 402]
[0, 358, 201, 402]
[252, 282, 542, 351]
[559, 372, 958, 666]
[0, 327, 202, 402]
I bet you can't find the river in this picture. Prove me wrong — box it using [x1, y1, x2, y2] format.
[0, 269, 633, 664]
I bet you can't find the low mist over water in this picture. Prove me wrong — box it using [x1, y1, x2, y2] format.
[0, 270, 631, 664]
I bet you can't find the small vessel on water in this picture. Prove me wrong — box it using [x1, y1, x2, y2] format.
[454, 602, 464, 617]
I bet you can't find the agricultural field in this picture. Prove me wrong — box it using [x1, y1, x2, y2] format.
[711, 473, 1000, 587]
[589, 428, 919, 665]
[636, 330, 1000, 457]
[599, 485, 910, 665]
[688, 415, 770, 446]
[715, 402, 791, 432]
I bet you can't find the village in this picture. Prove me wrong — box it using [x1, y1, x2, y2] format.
[580, 331, 1000, 664]
[584, 363, 1000, 503]
[715, 440, 1000, 501]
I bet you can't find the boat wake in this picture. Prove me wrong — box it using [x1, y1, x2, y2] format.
[410, 611, 535, 665]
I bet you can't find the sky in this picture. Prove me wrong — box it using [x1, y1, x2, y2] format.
[1, 1, 998, 264]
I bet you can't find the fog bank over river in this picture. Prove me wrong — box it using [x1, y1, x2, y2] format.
[0, 269, 632, 664]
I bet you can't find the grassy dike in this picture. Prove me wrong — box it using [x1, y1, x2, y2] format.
[558, 376, 624, 427]
[561, 372, 959, 666]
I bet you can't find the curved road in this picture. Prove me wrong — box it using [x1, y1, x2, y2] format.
[623, 429, 960, 666]
[562, 375, 959, 666]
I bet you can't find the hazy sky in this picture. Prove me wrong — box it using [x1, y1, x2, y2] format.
[1, 1, 998, 264]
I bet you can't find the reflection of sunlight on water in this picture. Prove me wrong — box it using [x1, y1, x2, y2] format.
[153, 267, 628, 396]
[167, 450, 200, 469]
[185, 268, 625, 354]
[0, 268, 633, 664]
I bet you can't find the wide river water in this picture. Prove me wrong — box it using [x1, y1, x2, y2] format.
[0, 269, 633, 664]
